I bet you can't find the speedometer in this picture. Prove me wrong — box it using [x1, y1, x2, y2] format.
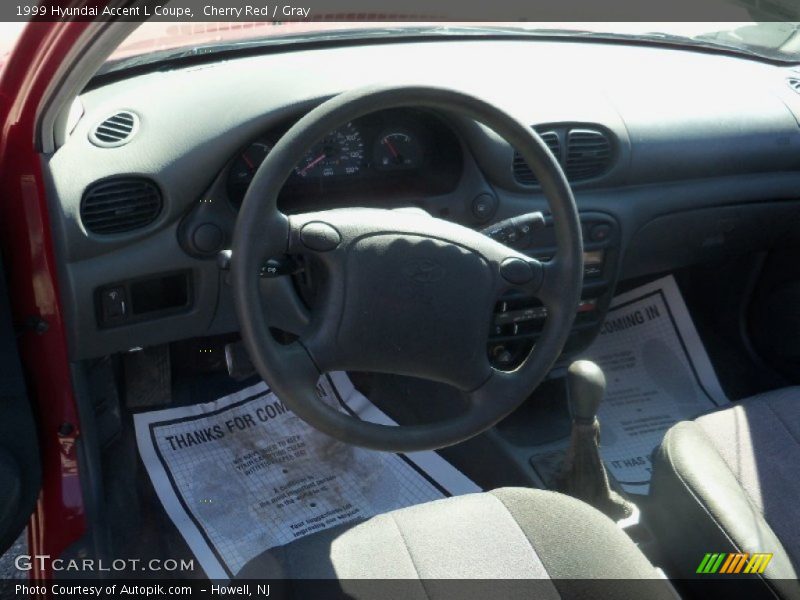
[295, 122, 365, 179]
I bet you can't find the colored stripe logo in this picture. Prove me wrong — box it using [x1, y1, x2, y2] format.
[696, 553, 773, 574]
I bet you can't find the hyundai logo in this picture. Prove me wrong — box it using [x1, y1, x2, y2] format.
[402, 258, 445, 283]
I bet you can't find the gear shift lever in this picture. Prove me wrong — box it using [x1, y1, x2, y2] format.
[567, 360, 605, 423]
[558, 360, 633, 520]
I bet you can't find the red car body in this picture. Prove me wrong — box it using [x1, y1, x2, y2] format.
[0, 20, 92, 580]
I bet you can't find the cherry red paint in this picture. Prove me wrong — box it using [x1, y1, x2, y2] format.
[0, 21, 97, 579]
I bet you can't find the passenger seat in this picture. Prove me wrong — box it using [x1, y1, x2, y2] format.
[651, 389, 800, 599]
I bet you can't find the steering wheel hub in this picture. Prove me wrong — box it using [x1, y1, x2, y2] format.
[294, 211, 499, 391]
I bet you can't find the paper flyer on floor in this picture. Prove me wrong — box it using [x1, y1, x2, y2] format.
[134, 371, 479, 580]
[579, 275, 729, 494]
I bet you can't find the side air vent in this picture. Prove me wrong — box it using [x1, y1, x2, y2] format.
[565, 129, 613, 181]
[81, 178, 162, 235]
[89, 111, 139, 147]
[787, 78, 800, 94]
[512, 131, 560, 185]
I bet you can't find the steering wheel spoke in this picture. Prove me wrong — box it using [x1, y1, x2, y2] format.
[532, 258, 563, 305]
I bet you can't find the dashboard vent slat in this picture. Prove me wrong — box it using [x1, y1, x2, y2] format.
[89, 111, 139, 147]
[80, 195, 161, 211]
[81, 178, 162, 235]
[565, 129, 613, 181]
[788, 78, 800, 94]
[512, 131, 560, 185]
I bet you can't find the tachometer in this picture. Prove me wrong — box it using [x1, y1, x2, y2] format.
[295, 122, 365, 179]
[227, 140, 273, 207]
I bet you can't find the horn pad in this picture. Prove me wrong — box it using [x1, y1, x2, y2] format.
[329, 233, 494, 390]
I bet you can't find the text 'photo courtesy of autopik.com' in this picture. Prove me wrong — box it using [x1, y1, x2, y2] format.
[1, 0, 800, 599]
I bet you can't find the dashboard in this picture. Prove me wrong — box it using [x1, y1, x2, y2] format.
[43, 38, 800, 361]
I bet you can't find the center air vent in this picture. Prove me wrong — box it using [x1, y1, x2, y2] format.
[565, 129, 613, 181]
[81, 178, 162, 235]
[89, 111, 139, 147]
[788, 78, 800, 94]
[512, 131, 560, 184]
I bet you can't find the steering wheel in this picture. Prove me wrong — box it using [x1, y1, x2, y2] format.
[231, 85, 583, 452]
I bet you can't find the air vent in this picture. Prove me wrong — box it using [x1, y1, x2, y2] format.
[512, 131, 560, 185]
[89, 111, 139, 147]
[565, 129, 613, 181]
[81, 178, 162, 235]
[788, 78, 800, 94]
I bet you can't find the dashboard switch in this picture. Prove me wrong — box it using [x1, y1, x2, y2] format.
[217, 249, 233, 271]
[471, 193, 498, 222]
[589, 223, 612, 242]
[99, 286, 127, 324]
[584, 265, 603, 278]
[260, 256, 301, 278]
[192, 223, 224, 255]
[482, 212, 545, 249]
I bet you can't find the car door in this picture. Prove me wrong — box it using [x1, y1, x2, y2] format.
[0, 20, 99, 566]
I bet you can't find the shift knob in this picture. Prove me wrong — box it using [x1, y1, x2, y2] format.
[567, 360, 606, 423]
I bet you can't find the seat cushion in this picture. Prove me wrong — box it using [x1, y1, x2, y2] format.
[237, 487, 674, 598]
[651, 388, 800, 598]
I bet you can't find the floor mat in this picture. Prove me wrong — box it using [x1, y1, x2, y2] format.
[535, 275, 729, 496]
[134, 371, 479, 579]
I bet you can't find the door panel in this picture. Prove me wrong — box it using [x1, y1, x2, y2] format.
[0, 253, 40, 554]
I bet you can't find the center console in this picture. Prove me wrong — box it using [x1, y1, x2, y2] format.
[484, 211, 621, 368]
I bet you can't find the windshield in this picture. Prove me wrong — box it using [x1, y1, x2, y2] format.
[4, 21, 799, 79]
[101, 21, 800, 74]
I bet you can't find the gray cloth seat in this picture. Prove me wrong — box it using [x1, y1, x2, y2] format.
[651, 388, 800, 599]
[237, 487, 675, 599]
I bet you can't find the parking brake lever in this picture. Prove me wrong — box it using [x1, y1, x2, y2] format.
[481, 211, 546, 249]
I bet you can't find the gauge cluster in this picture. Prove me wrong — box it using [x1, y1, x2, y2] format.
[225, 109, 462, 210]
